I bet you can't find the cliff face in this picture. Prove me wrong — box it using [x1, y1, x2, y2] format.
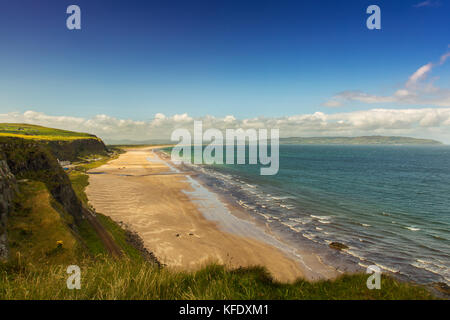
[0, 138, 86, 223]
[0, 124, 108, 162]
[0, 134, 111, 260]
[46, 138, 108, 162]
[0, 158, 17, 259]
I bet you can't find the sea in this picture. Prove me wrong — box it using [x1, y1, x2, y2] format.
[163, 145, 450, 285]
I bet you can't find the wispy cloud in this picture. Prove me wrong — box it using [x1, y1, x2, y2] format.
[2, 108, 450, 143]
[413, 1, 441, 8]
[323, 50, 450, 108]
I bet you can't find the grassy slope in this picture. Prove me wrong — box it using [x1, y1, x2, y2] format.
[0, 123, 99, 141]
[0, 258, 434, 300]
[0, 143, 438, 299]
[6, 181, 81, 265]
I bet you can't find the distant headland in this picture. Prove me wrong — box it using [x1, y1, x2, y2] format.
[279, 136, 443, 145]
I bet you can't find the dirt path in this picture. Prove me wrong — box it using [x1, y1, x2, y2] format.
[83, 208, 123, 258]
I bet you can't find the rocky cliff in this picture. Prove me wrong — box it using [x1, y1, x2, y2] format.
[46, 138, 108, 162]
[0, 156, 17, 259]
[0, 124, 109, 162]
[0, 138, 85, 224]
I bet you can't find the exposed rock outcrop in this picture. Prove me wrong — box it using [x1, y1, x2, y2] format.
[329, 242, 349, 251]
[45, 138, 108, 162]
[0, 138, 85, 223]
[0, 134, 120, 260]
[0, 157, 17, 259]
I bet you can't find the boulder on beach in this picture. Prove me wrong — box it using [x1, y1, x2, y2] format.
[329, 242, 349, 251]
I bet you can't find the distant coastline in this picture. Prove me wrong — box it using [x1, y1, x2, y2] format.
[279, 136, 443, 145]
[104, 135, 443, 146]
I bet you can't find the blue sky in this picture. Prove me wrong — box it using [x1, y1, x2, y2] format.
[1, 0, 450, 143]
[0, 0, 448, 120]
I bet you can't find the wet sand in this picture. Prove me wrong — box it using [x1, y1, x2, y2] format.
[86, 146, 338, 282]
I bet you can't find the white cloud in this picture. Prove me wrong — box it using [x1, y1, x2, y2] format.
[1, 108, 450, 143]
[173, 113, 192, 122]
[323, 51, 450, 108]
[322, 100, 343, 108]
[406, 63, 433, 87]
[224, 115, 236, 123]
[439, 52, 450, 65]
[413, 1, 441, 8]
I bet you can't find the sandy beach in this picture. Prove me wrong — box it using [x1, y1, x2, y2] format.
[86, 146, 338, 282]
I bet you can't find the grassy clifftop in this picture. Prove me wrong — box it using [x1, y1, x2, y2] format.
[0, 123, 108, 161]
[0, 123, 99, 141]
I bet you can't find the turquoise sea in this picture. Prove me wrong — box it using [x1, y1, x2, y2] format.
[167, 145, 450, 285]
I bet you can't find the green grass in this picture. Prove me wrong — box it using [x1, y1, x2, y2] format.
[74, 152, 120, 171]
[0, 257, 435, 300]
[0, 123, 99, 141]
[96, 214, 144, 261]
[69, 171, 89, 201]
[7, 181, 82, 265]
[75, 219, 108, 256]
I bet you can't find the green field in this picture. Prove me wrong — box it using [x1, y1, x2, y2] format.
[0, 123, 99, 141]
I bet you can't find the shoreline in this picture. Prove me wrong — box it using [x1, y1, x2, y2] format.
[162, 148, 450, 289]
[156, 149, 342, 280]
[86, 146, 339, 282]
